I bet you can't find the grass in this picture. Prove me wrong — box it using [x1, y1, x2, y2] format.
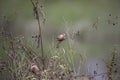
[0, 0, 120, 80]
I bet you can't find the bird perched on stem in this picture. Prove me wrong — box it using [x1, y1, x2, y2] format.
[56, 33, 66, 48]
[79, 76, 89, 80]
[30, 63, 40, 74]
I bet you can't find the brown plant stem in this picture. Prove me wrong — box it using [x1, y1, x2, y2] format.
[30, 0, 45, 70]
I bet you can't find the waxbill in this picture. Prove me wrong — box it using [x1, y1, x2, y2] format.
[79, 77, 89, 80]
[30, 63, 40, 74]
[57, 33, 66, 42]
[56, 33, 66, 48]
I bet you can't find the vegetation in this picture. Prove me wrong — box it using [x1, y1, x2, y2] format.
[0, 0, 120, 80]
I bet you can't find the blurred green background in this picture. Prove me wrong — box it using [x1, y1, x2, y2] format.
[0, 0, 120, 78]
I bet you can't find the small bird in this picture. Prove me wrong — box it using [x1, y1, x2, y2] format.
[56, 33, 66, 48]
[57, 33, 66, 42]
[30, 63, 40, 74]
[79, 76, 89, 80]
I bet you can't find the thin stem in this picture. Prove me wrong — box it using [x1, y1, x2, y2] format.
[30, 0, 45, 70]
[37, 14, 45, 70]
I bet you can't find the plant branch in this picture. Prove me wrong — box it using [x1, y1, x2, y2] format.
[30, 0, 45, 70]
